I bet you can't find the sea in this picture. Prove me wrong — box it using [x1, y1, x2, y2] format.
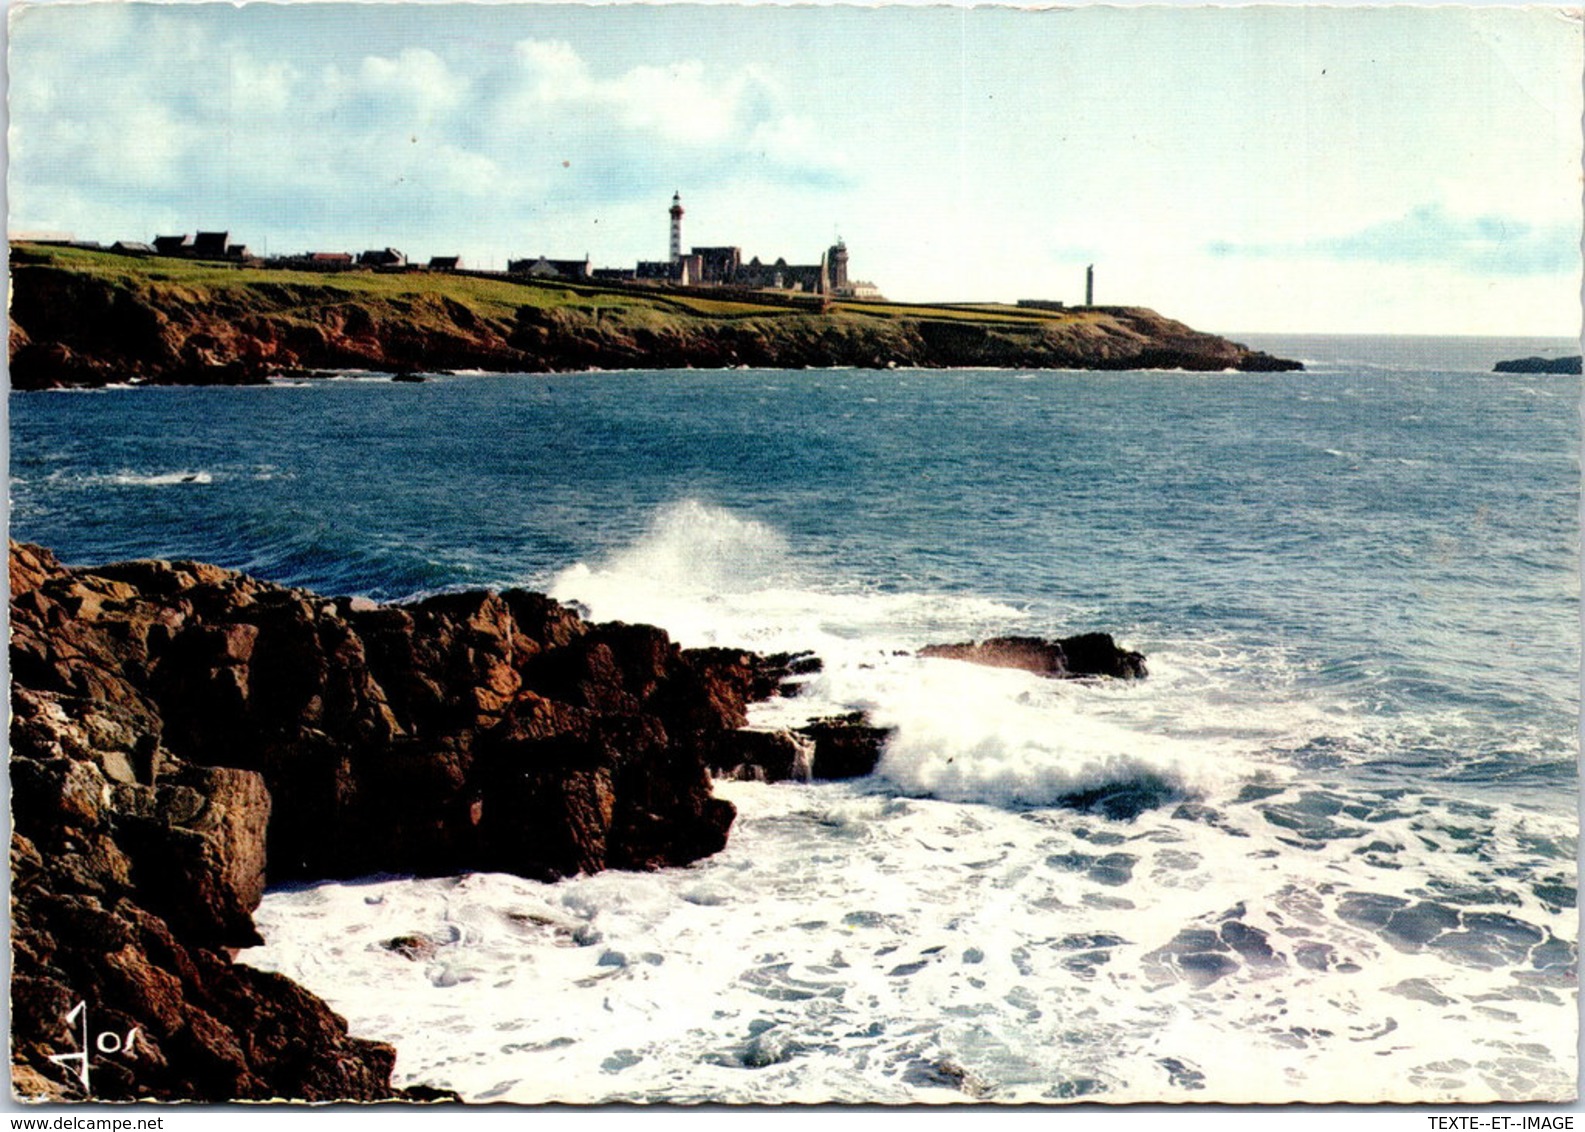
[7, 334, 1580, 1104]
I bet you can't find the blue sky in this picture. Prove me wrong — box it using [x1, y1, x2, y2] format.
[7, 2, 1581, 334]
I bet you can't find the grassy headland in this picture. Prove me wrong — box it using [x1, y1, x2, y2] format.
[8, 244, 1300, 388]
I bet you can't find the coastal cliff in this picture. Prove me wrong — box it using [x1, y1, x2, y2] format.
[8, 541, 768, 1100]
[9, 541, 1156, 1099]
[8, 245, 1301, 387]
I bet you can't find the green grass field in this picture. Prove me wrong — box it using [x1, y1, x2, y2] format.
[11, 243, 1100, 330]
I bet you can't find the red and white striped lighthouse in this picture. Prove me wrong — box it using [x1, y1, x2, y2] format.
[669, 192, 685, 264]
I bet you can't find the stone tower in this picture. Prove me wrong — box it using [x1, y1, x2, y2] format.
[828, 240, 849, 292]
[669, 192, 685, 264]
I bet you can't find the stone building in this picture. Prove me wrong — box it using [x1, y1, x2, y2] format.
[508, 255, 591, 281]
[151, 232, 253, 262]
[192, 231, 230, 258]
[632, 194, 879, 298]
[359, 248, 407, 268]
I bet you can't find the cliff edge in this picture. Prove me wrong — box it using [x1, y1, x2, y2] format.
[8, 245, 1301, 387]
[9, 541, 768, 1100]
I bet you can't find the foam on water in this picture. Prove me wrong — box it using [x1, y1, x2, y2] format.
[247, 777, 1576, 1104]
[544, 500, 1563, 809]
[551, 500, 796, 622]
[49, 468, 216, 487]
[241, 496, 1578, 1102]
[866, 659, 1209, 807]
[546, 501, 1259, 807]
[549, 498, 1029, 654]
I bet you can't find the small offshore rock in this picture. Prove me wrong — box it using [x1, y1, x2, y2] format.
[794, 713, 895, 780]
[920, 632, 1146, 679]
[1493, 355, 1581, 375]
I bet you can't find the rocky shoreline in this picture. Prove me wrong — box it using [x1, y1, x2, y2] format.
[9, 542, 1147, 1101]
[10, 542, 764, 1100]
[8, 246, 1301, 388]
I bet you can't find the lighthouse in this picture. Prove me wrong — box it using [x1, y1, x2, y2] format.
[669, 192, 685, 264]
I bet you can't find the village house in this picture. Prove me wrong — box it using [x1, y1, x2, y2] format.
[359, 248, 407, 268]
[149, 231, 253, 262]
[192, 231, 230, 258]
[507, 255, 591, 281]
[59, 196, 885, 298]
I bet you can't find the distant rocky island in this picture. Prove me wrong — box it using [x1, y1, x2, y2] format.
[7, 244, 1301, 388]
[1493, 355, 1581, 375]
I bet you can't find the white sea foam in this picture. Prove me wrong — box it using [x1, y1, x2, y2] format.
[867, 658, 1204, 805]
[545, 499, 1224, 806]
[124, 470, 213, 486]
[240, 499, 1575, 1104]
[564, 499, 793, 600]
[542, 500, 1454, 808]
[51, 468, 215, 487]
[548, 499, 1027, 656]
[247, 778, 1577, 1104]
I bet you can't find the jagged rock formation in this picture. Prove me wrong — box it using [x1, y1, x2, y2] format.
[8, 247, 1302, 388]
[8, 539, 1158, 1097]
[8, 542, 762, 1100]
[920, 633, 1148, 680]
[711, 714, 895, 784]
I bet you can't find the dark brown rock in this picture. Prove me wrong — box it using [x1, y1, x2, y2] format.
[1056, 632, 1149, 679]
[684, 648, 823, 704]
[9, 817, 398, 1102]
[10, 539, 758, 1100]
[382, 934, 442, 962]
[711, 728, 815, 783]
[109, 764, 272, 948]
[920, 633, 1147, 680]
[795, 713, 896, 780]
[8, 641, 390, 1101]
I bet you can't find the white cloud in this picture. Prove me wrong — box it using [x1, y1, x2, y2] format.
[357, 48, 469, 114]
[7, 5, 1576, 333]
[1211, 204, 1580, 279]
[606, 62, 742, 145]
[497, 39, 799, 153]
[511, 39, 593, 102]
[229, 56, 300, 118]
[747, 115, 836, 170]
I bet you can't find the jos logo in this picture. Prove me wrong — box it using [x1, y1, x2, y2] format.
[47, 1001, 141, 1092]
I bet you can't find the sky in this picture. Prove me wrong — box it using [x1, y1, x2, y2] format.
[6, 2, 1582, 335]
